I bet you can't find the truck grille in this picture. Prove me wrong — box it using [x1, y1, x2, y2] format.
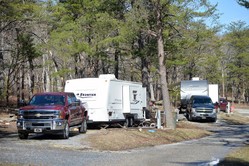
[23, 110, 58, 120]
[32, 123, 51, 127]
[196, 108, 213, 113]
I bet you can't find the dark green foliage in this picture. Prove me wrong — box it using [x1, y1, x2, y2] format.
[1, 0, 249, 106]
[237, 0, 249, 8]
[224, 21, 249, 102]
[17, 33, 41, 62]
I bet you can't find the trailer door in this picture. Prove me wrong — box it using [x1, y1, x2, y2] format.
[123, 85, 131, 113]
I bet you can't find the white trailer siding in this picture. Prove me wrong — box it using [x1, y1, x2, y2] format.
[208, 84, 219, 104]
[122, 85, 130, 113]
[64, 75, 146, 124]
[65, 78, 110, 122]
[180, 80, 209, 109]
[181, 80, 209, 101]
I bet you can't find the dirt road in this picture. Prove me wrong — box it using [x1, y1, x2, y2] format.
[0, 115, 248, 166]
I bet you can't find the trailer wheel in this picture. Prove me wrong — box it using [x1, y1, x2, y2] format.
[129, 117, 134, 127]
[79, 118, 87, 133]
[124, 117, 134, 127]
[124, 118, 129, 128]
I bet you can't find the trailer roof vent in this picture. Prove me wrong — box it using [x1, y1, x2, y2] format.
[192, 77, 200, 81]
[99, 74, 117, 80]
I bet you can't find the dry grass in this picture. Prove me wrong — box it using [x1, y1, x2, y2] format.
[219, 111, 249, 125]
[86, 121, 211, 151]
[218, 145, 249, 166]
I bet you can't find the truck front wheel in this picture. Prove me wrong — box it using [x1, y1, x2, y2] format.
[62, 121, 69, 139]
[210, 117, 217, 123]
[187, 113, 193, 121]
[79, 118, 87, 133]
[18, 132, 28, 139]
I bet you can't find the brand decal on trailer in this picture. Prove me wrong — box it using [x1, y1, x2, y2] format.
[76, 93, 96, 99]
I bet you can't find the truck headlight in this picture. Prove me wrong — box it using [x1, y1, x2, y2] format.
[55, 111, 63, 119]
[191, 108, 196, 112]
[17, 110, 24, 119]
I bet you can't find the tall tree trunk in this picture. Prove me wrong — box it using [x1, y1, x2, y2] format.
[114, 49, 119, 79]
[29, 60, 34, 98]
[0, 21, 4, 99]
[222, 68, 225, 97]
[51, 51, 60, 91]
[156, 1, 174, 129]
[74, 54, 79, 78]
[42, 54, 49, 92]
[6, 72, 10, 106]
[141, 57, 150, 99]
[21, 63, 25, 100]
[0, 52, 4, 98]
[148, 74, 155, 101]
[139, 32, 151, 101]
[74, 54, 85, 78]
[16, 70, 20, 106]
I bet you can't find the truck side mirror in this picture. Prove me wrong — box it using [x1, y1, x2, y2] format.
[75, 99, 81, 106]
[18, 99, 27, 107]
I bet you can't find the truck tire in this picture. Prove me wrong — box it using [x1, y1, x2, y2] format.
[62, 121, 69, 139]
[211, 118, 217, 123]
[79, 118, 87, 133]
[187, 113, 192, 121]
[18, 132, 28, 139]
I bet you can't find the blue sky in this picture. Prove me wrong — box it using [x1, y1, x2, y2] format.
[209, 0, 249, 25]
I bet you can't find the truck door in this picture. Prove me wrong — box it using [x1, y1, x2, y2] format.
[71, 93, 83, 125]
[67, 94, 78, 126]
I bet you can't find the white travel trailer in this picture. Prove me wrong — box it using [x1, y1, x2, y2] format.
[180, 77, 219, 112]
[64, 74, 147, 127]
[180, 78, 209, 111]
[208, 84, 219, 104]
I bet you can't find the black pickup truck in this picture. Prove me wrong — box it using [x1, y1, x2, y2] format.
[16, 92, 88, 139]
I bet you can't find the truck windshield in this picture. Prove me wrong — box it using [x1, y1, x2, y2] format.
[29, 95, 65, 106]
[193, 98, 212, 104]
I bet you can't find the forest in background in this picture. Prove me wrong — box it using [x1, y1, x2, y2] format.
[0, 0, 249, 108]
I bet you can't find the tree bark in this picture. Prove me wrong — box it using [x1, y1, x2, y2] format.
[42, 53, 49, 92]
[0, 52, 4, 98]
[114, 49, 119, 79]
[156, 1, 175, 129]
[28, 59, 34, 98]
[21, 63, 25, 100]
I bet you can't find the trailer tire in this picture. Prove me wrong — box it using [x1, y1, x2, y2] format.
[129, 117, 134, 127]
[79, 118, 87, 133]
[124, 117, 134, 127]
[124, 118, 129, 128]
